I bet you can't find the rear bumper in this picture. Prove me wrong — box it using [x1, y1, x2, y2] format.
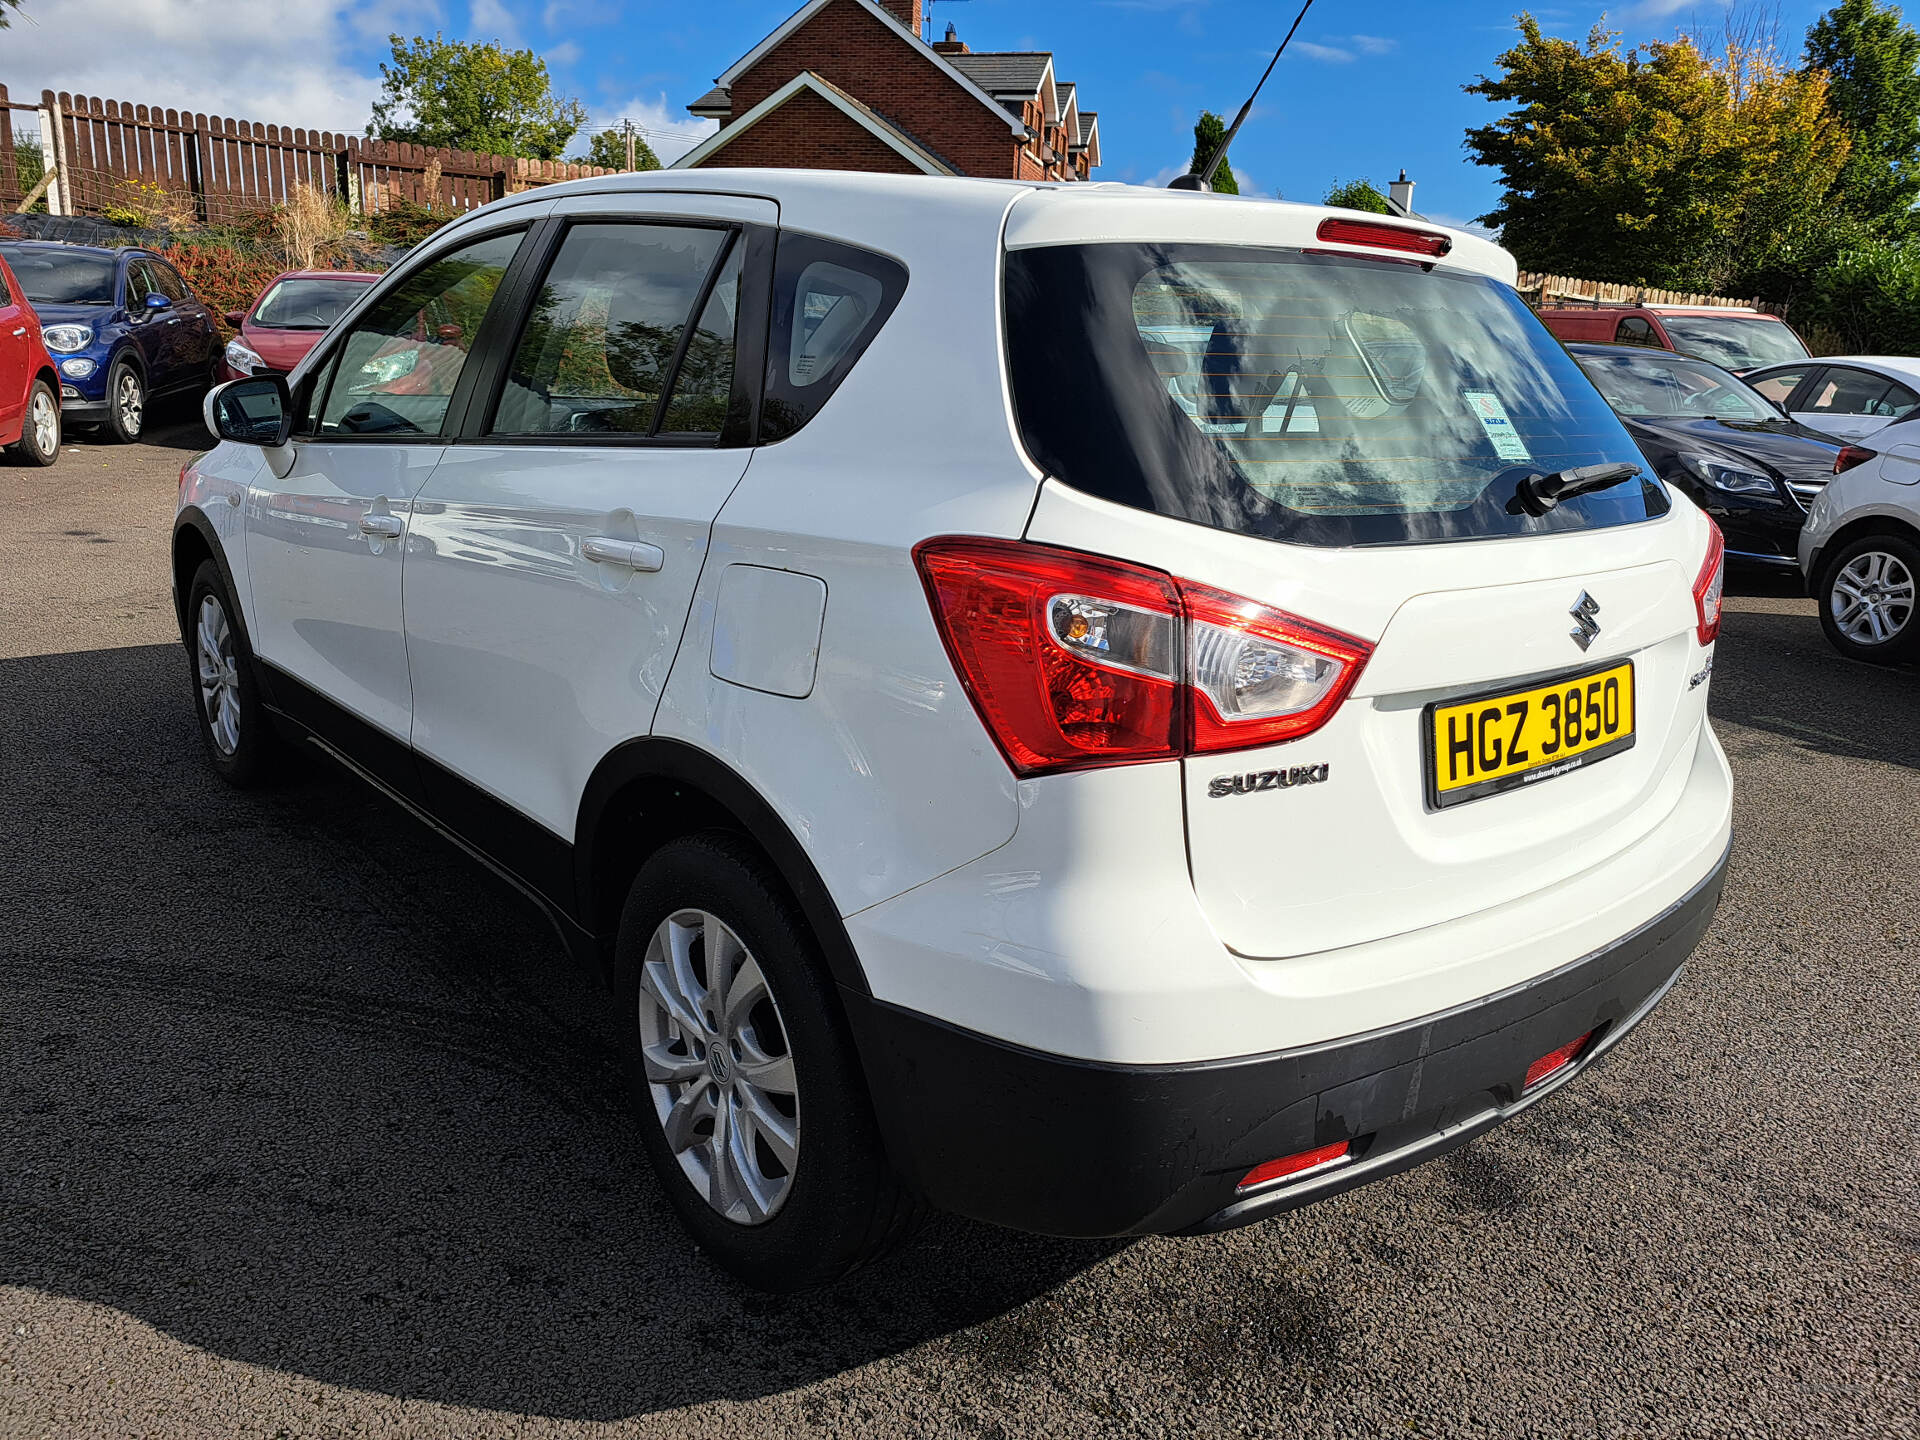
[846, 842, 1726, 1237]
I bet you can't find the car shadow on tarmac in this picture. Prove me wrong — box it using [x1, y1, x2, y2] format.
[0, 642, 1122, 1420]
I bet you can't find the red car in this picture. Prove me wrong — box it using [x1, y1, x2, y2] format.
[220, 269, 380, 382]
[0, 251, 60, 465]
[1537, 303, 1811, 374]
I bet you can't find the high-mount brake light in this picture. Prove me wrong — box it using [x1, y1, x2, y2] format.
[914, 538, 1373, 778]
[1314, 217, 1453, 260]
[1693, 522, 1726, 647]
[1834, 444, 1876, 474]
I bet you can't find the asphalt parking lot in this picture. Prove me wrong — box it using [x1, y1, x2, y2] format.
[2, 411, 1917, 1440]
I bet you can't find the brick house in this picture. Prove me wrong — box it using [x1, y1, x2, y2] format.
[673, 0, 1100, 181]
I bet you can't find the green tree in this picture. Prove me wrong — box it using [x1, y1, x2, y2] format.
[1188, 110, 1238, 194]
[1464, 16, 1850, 294]
[369, 33, 587, 160]
[0, 1, 22, 27]
[569, 127, 661, 172]
[1324, 178, 1391, 213]
[1805, 0, 1920, 231]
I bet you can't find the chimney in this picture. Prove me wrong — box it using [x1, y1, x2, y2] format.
[878, 0, 923, 35]
[933, 22, 970, 54]
[1388, 169, 1416, 215]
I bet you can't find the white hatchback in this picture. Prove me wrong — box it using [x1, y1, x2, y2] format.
[1799, 414, 1920, 660]
[175, 171, 1733, 1291]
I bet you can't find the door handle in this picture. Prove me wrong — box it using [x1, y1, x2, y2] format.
[583, 536, 665, 572]
[358, 513, 405, 539]
[9, 327, 23, 337]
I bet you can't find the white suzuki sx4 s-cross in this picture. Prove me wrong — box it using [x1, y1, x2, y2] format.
[176, 171, 1731, 1290]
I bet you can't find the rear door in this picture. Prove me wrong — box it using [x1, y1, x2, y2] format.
[403, 194, 772, 849]
[1006, 233, 1709, 959]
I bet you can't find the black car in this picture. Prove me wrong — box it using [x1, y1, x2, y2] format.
[1568, 342, 1871, 568]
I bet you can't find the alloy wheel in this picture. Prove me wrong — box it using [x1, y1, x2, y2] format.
[115, 371, 143, 437]
[1830, 550, 1915, 646]
[28, 390, 57, 456]
[638, 908, 800, 1225]
[195, 595, 241, 755]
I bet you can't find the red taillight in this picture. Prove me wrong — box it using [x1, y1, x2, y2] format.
[1315, 216, 1453, 260]
[914, 538, 1373, 777]
[1693, 522, 1725, 647]
[1834, 444, 1876, 474]
[915, 539, 1181, 775]
[1182, 583, 1373, 753]
[1237, 1140, 1351, 1191]
[1524, 1030, 1594, 1089]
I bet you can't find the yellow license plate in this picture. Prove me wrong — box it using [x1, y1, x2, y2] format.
[1424, 661, 1636, 809]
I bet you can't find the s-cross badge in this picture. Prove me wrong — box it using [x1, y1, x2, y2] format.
[1569, 591, 1601, 651]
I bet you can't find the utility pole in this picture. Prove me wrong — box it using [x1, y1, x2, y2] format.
[623, 119, 636, 172]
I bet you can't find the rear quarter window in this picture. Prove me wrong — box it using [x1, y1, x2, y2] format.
[760, 233, 905, 443]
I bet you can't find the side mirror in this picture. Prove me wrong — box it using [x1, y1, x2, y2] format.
[144, 291, 172, 312]
[205, 375, 292, 448]
[224, 310, 246, 328]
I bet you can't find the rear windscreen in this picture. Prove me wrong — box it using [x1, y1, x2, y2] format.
[1004, 244, 1669, 548]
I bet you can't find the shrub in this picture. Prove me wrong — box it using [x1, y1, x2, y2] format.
[1789, 240, 1920, 354]
[101, 178, 196, 231]
[157, 240, 299, 335]
[275, 182, 350, 270]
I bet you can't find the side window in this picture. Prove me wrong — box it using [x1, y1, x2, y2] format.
[1805, 368, 1892, 416]
[1875, 380, 1918, 419]
[490, 222, 731, 437]
[297, 351, 341, 436]
[1615, 316, 1657, 347]
[151, 262, 190, 302]
[124, 261, 154, 310]
[0, 266, 11, 307]
[1750, 367, 1808, 406]
[660, 241, 743, 435]
[761, 232, 907, 443]
[316, 230, 522, 438]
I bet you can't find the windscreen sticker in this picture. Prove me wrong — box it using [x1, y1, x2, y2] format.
[1464, 390, 1532, 462]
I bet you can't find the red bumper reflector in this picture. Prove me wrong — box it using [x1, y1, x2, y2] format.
[1237, 1140, 1351, 1191]
[1525, 1030, 1595, 1089]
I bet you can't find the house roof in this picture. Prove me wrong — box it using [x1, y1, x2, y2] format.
[671, 70, 959, 175]
[1076, 110, 1097, 147]
[949, 52, 1052, 97]
[688, 85, 732, 116]
[709, 0, 1027, 137]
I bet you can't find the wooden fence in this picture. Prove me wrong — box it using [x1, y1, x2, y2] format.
[0, 83, 614, 222]
[1517, 271, 1787, 316]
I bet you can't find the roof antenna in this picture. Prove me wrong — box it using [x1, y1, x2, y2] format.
[1170, 0, 1316, 191]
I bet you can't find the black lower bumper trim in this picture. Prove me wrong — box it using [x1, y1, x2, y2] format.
[844, 843, 1728, 1238]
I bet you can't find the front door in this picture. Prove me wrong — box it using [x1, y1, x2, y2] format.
[244, 228, 529, 783]
[404, 200, 771, 864]
[122, 259, 175, 390]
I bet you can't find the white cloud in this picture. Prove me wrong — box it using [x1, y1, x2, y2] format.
[587, 93, 717, 166]
[0, 0, 432, 132]
[1293, 41, 1355, 63]
[1349, 35, 1397, 55]
[469, 0, 517, 44]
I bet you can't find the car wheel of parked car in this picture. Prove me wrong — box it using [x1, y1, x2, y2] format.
[185, 561, 279, 786]
[14, 380, 60, 466]
[1818, 534, 1920, 663]
[613, 832, 919, 1291]
[106, 359, 145, 443]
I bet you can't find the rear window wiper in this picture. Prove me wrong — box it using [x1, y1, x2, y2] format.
[1508, 462, 1641, 516]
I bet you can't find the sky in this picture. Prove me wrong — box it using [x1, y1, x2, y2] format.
[0, 0, 1850, 232]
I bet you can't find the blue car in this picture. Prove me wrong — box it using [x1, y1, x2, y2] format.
[0, 240, 218, 442]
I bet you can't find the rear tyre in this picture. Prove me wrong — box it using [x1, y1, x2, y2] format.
[105, 359, 145, 443]
[613, 832, 919, 1291]
[1817, 534, 1920, 664]
[13, 380, 59, 465]
[184, 560, 280, 787]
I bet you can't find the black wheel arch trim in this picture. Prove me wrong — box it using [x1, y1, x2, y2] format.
[574, 737, 872, 996]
